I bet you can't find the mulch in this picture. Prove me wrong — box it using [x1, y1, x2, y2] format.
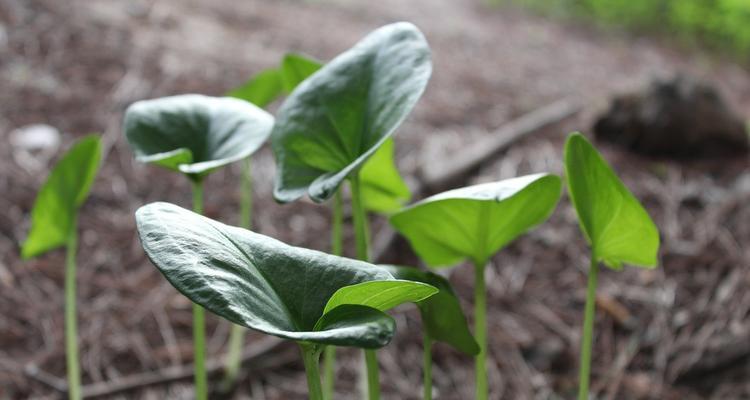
[1, 0, 749, 399]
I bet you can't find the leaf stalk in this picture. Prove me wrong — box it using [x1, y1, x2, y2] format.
[222, 158, 252, 391]
[350, 174, 380, 400]
[301, 344, 324, 400]
[578, 257, 599, 400]
[191, 181, 208, 400]
[65, 222, 81, 400]
[473, 260, 488, 400]
[322, 189, 344, 400]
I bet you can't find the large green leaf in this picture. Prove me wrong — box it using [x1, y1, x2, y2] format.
[564, 132, 659, 269]
[381, 265, 479, 355]
[272, 22, 432, 203]
[323, 279, 437, 314]
[124, 94, 274, 180]
[390, 174, 562, 267]
[22, 135, 101, 259]
[360, 137, 411, 213]
[136, 202, 417, 348]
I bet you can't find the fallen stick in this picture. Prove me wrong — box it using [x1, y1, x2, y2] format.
[419, 99, 581, 190]
[372, 98, 580, 262]
[27, 337, 289, 398]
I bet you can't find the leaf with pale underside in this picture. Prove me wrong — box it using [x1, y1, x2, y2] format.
[381, 265, 479, 355]
[22, 135, 101, 259]
[564, 132, 659, 269]
[135, 202, 431, 348]
[390, 173, 562, 267]
[272, 22, 432, 203]
[124, 94, 273, 180]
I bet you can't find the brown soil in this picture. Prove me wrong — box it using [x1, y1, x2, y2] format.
[1, 0, 749, 399]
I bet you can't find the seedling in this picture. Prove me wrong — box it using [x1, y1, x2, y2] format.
[271, 22, 431, 399]
[224, 53, 323, 389]
[134, 202, 437, 400]
[563, 132, 659, 400]
[390, 174, 562, 400]
[21, 135, 102, 400]
[124, 94, 273, 399]
[381, 265, 479, 399]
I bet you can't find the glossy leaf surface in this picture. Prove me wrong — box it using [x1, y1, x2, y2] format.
[382, 265, 480, 355]
[360, 138, 411, 213]
[124, 94, 273, 179]
[22, 135, 101, 259]
[390, 174, 562, 267]
[564, 133, 659, 269]
[272, 22, 432, 203]
[136, 202, 405, 348]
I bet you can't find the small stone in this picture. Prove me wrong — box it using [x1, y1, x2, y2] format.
[9, 124, 61, 151]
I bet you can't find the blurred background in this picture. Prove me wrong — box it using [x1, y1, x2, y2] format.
[1, 0, 748, 399]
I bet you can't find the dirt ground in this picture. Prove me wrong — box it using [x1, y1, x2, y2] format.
[1, 0, 749, 399]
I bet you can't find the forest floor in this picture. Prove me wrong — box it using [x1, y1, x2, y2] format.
[1, 0, 749, 399]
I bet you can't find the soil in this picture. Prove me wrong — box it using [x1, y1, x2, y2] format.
[1, 0, 749, 399]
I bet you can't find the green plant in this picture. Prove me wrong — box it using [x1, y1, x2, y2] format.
[390, 174, 562, 400]
[225, 52, 324, 390]
[21, 135, 102, 400]
[124, 94, 273, 399]
[381, 265, 479, 399]
[271, 22, 431, 399]
[134, 202, 437, 399]
[505, 0, 750, 57]
[563, 133, 659, 400]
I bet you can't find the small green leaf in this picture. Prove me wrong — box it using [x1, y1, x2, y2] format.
[227, 53, 322, 108]
[360, 138, 411, 213]
[272, 22, 432, 203]
[381, 265, 479, 355]
[564, 132, 659, 269]
[390, 173, 562, 267]
[279, 53, 322, 93]
[124, 94, 273, 180]
[136, 202, 406, 348]
[323, 280, 437, 314]
[227, 68, 283, 108]
[22, 135, 101, 259]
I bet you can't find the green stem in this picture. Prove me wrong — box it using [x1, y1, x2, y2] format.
[331, 189, 343, 257]
[364, 350, 381, 400]
[350, 175, 379, 400]
[322, 346, 337, 400]
[578, 257, 599, 400]
[301, 345, 324, 400]
[474, 260, 487, 400]
[191, 181, 207, 400]
[350, 174, 369, 261]
[423, 331, 432, 400]
[322, 189, 344, 400]
[65, 222, 81, 400]
[222, 158, 252, 391]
